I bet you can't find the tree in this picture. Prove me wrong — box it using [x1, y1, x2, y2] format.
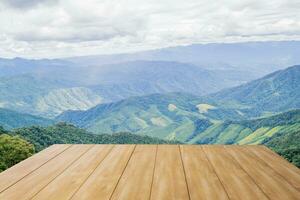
[0, 134, 35, 172]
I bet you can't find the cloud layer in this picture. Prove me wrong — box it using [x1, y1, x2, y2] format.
[0, 0, 300, 58]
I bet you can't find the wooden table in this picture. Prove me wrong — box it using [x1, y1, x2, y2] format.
[0, 145, 299, 200]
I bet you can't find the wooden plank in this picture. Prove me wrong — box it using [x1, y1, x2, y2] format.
[110, 145, 157, 200]
[226, 146, 300, 199]
[202, 145, 268, 200]
[32, 145, 114, 200]
[0, 145, 92, 200]
[150, 145, 189, 200]
[249, 146, 300, 190]
[180, 145, 229, 200]
[0, 144, 71, 193]
[71, 145, 135, 200]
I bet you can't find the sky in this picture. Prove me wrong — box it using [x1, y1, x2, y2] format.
[0, 0, 300, 58]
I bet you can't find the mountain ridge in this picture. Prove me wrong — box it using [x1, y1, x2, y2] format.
[209, 65, 300, 116]
[0, 60, 257, 117]
[0, 108, 54, 129]
[57, 65, 300, 142]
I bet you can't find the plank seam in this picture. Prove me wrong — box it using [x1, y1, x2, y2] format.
[29, 145, 95, 200]
[148, 144, 158, 200]
[109, 145, 137, 200]
[178, 145, 191, 200]
[223, 146, 271, 200]
[0, 144, 73, 194]
[68, 145, 116, 200]
[262, 146, 300, 170]
[201, 146, 231, 200]
[250, 147, 300, 192]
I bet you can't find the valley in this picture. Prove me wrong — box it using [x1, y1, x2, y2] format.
[0, 41, 299, 168]
[57, 65, 300, 143]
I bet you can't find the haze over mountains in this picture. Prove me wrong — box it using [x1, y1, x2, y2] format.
[68, 41, 300, 75]
[57, 65, 300, 141]
[211, 65, 300, 116]
[0, 41, 300, 147]
[1, 41, 299, 118]
[0, 60, 255, 117]
[0, 108, 53, 130]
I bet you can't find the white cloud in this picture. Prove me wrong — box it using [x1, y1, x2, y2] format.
[1, 0, 58, 9]
[0, 0, 299, 58]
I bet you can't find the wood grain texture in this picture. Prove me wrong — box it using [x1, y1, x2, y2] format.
[0, 145, 92, 200]
[150, 145, 189, 200]
[110, 145, 157, 200]
[1, 145, 299, 200]
[202, 145, 268, 200]
[180, 145, 229, 200]
[71, 145, 135, 200]
[0, 144, 71, 193]
[32, 145, 114, 200]
[249, 145, 300, 190]
[226, 146, 300, 199]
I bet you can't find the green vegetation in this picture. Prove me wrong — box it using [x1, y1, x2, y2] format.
[189, 109, 300, 145]
[0, 123, 180, 172]
[0, 59, 258, 118]
[57, 93, 244, 141]
[0, 133, 35, 172]
[0, 108, 53, 130]
[210, 65, 300, 117]
[0, 75, 102, 118]
[264, 130, 300, 167]
[10, 123, 180, 151]
[0, 65, 299, 169]
[35, 87, 102, 117]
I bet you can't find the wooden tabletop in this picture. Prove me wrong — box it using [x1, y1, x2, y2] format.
[0, 145, 299, 200]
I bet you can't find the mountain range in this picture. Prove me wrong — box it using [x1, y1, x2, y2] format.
[211, 65, 300, 116]
[57, 65, 300, 142]
[0, 108, 53, 130]
[1, 62, 299, 142]
[1, 41, 299, 118]
[68, 41, 300, 75]
[1, 41, 299, 168]
[0, 60, 256, 117]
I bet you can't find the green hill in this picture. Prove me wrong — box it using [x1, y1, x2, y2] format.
[188, 109, 300, 145]
[0, 123, 179, 172]
[0, 75, 102, 118]
[0, 59, 257, 118]
[210, 65, 300, 117]
[57, 65, 300, 142]
[0, 108, 53, 129]
[57, 93, 244, 141]
[9, 123, 180, 151]
[263, 129, 300, 167]
[0, 133, 35, 172]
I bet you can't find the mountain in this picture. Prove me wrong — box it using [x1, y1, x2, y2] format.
[0, 57, 74, 78]
[0, 108, 53, 129]
[209, 65, 300, 117]
[185, 109, 300, 167]
[0, 123, 179, 172]
[57, 65, 300, 142]
[57, 93, 245, 141]
[1, 41, 299, 118]
[0, 58, 255, 92]
[263, 127, 300, 167]
[68, 41, 300, 76]
[0, 60, 256, 117]
[0, 75, 103, 118]
[188, 109, 300, 145]
[89, 61, 254, 99]
[10, 123, 180, 152]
